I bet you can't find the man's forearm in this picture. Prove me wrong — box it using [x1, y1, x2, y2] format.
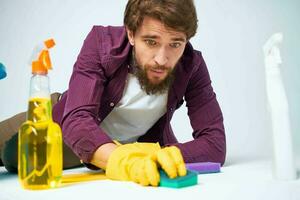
[90, 143, 117, 169]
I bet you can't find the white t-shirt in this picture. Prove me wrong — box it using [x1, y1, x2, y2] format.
[100, 73, 168, 143]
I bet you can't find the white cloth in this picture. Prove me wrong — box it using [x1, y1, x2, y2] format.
[100, 73, 168, 143]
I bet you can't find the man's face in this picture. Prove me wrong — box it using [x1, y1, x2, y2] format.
[127, 17, 187, 94]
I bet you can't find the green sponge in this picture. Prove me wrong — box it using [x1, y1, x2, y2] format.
[159, 170, 198, 188]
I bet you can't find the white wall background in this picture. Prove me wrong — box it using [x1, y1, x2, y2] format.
[0, 0, 299, 165]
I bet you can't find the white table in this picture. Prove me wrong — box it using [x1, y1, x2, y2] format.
[1, 158, 299, 200]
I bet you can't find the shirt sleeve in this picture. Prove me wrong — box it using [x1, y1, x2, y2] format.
[61, 26, 113, 163]
[173, 52, 226, 165]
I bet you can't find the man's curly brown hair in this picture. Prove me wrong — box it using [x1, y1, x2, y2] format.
[124, 0, 198, 40]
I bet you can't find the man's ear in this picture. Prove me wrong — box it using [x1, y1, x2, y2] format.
[126, 27, 135, 46]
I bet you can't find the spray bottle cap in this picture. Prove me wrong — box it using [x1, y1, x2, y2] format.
[32, 39, 55, 74]
[0, 62, 7, 80]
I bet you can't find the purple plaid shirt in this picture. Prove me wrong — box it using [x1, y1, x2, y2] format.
[52, 26, 226, 165]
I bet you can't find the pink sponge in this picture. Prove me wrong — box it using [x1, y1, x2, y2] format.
[185, 162, 221, 174]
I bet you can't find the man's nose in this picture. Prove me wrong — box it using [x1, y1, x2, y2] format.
[154, 47, 168, 66]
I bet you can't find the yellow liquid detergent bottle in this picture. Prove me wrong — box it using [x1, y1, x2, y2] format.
[18, 39, 62, 190]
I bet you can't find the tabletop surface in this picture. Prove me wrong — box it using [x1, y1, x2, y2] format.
[1, 158, 299, 200]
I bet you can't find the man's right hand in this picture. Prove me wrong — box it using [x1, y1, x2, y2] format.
[90, 142, 117, 169]
[105, 142, 186, 186]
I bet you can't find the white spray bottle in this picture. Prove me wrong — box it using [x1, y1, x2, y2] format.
[263, 33, 297, 180]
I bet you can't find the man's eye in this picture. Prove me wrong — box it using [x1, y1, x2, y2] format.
[170, 43, 181, 48]
[145, 40, 157, 46]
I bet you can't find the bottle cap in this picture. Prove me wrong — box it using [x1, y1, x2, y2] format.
[0, 62, 7, 79]
[32, 39, 55, 74]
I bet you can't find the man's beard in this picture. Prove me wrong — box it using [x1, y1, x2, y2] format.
[135, 65, 175, 95]
[131, 51, 175, 95]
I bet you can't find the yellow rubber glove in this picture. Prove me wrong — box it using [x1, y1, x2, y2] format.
[156, 146, 187, 178]
[105, 142, 186, 186]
